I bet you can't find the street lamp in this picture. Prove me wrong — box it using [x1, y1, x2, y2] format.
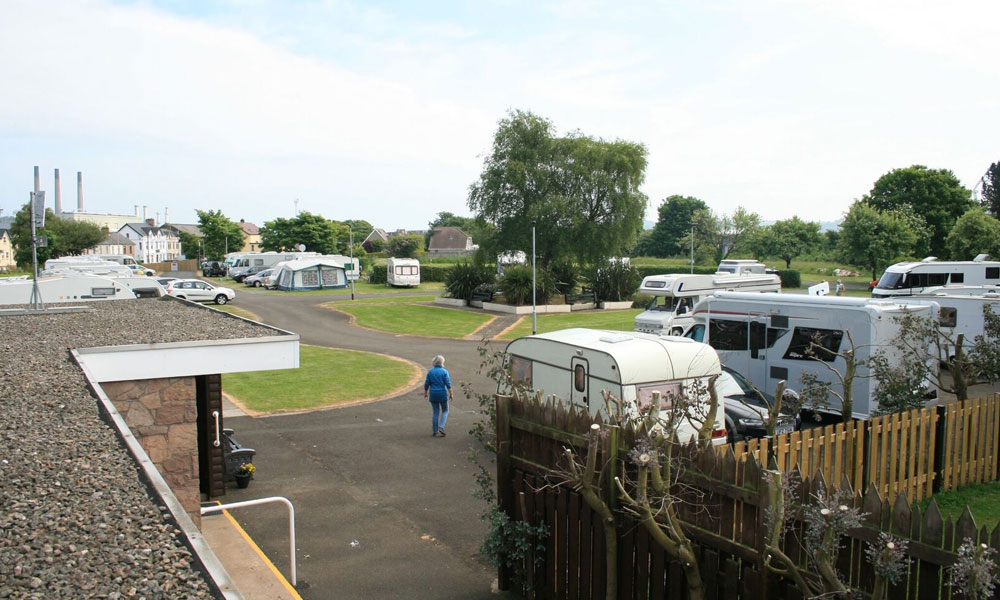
[689, 220, 696, 274]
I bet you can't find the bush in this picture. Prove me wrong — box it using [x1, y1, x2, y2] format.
[631, 293, 654, 309]
[369, 264, 387, 284]
[591, 262, 642, 302]
[549, 259, 579, 295]
[445, 262, 496, 300]
[776, 269, 801, 288]
[499, 265, 556, 305]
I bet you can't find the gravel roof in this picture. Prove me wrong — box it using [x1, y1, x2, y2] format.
[0, 298, 282, 598]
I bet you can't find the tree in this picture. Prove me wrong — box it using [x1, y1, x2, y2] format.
[10, 204, 105, 268]
[468, 110, 648, 268]
[259, 212, 337, 254]
[643, 195, 709, 257]
[864, 165, 973, 257]
[683, 206, 761, 264]
[752, 217, 822, 268]
[838, 201, 927, 280]
[980, 161, 1000, 218]
[945, 207, 1000, 261]
[196, 210, 245, 260]
[177, 231, 201, 260]
[385, 234, 424, 258]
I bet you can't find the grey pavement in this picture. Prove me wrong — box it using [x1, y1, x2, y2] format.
[219, 288, 513, 600]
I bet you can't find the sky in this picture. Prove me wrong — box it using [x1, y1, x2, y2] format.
[1, 0, 998, 231]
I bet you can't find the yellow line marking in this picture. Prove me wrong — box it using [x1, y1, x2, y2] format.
[221, 507, 303, 600]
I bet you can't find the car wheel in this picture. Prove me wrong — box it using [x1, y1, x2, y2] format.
[725, 418, 737, 444]
[254, 281, 262, 287]
[215, 294, 229, 305]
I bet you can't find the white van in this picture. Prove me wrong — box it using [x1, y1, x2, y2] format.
[873, 255, 1000, 298]
[504, 328, 728, 445]
[0, 274, 138, 305]
[634, 272, 781, 335]
[682, 292, 937, 418]
[386, 258, 420, 287]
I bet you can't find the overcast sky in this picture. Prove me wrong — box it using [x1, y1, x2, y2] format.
[2, 0, 998, 230]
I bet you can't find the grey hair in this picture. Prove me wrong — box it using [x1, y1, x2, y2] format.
[432, 355, 445, 367]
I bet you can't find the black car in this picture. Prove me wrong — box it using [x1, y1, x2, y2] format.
[718, 366, 800, 443]
[202, 261, 228, 277]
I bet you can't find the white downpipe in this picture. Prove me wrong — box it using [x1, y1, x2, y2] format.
[201, 497, 297, 586]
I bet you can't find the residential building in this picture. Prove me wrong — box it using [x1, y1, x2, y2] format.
[427, 226, 476, 255]
[160, 223, 203, 260]
[83, 231, 137, 257]
[0, 228, 15, 271]
[361, 228, 389, 252]
[118, 220, 182, 263]
[239, 220, 261, 252]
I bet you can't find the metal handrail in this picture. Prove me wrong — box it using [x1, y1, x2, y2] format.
[201, 496, 297, 586]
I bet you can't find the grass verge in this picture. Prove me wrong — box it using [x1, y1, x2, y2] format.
[212, 305, 260, 321]
[223, 345, 419, 413]
[498, 309, 643, 339]
[918, 480, 1000, 530]
[329, 302, 494, 338]
[233, 280, 445, 296]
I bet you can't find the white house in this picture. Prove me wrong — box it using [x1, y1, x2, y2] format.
[118, 221, 182, 263]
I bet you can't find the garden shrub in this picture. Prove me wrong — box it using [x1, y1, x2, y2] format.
[776, 269, 801, 288]
[499, 265, 556, 305]
[549, 259, 579, 295]
[445, 262, 496, 300]
[591, 261, 642, 302]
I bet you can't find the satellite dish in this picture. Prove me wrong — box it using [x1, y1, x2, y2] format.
[297, 244, 306, 252]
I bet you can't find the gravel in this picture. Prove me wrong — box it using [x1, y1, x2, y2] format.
[0, 298, 282, 598]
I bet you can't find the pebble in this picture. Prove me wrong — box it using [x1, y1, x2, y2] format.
[1, 298, 277, 598]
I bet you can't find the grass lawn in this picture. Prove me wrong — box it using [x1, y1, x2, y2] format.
[330, 302, 494, 338]
[212, 305, 260, 321]
[223, 345, 418, 413]
[498, 309, 642, 340]
[233, 280, 445, 296]
[918, 481, 1000, 530]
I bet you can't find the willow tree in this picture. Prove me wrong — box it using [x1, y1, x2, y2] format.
[468, 110, 648, 268]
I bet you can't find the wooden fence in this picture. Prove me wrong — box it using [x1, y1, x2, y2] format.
[731, 395, 1000, 503]
[496, 393, 1000, 600]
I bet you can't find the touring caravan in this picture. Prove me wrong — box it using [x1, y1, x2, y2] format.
[503, 328, 728, 445]
[0, 274, 138, 305]
[41, 259, 163, 298]
[386, 258, 420, 287]
[228, 252, 319, 281]
[873, 255, 1000, 298]
[634, 272, 781, 335]
[681, 292, 937, 418]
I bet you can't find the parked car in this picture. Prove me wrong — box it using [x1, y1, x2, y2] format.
[201, 261, 228, 277]
[164, 279, 236, 305]
[718, 366, 800, 443]
[126, 264, 156, 276]
[156, 277, 179, 287]
[244, 269, 274, 288]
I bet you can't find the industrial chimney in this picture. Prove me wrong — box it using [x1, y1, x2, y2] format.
[143, 205, 148, 221]
[134, 204, 140, 217]
[155, 212, 160, 227]
[54, 169, 62, 214]
[164, 207, 169, 225]
[77, 171, 84, 212]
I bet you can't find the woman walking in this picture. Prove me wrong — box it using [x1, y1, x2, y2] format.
[424, 355, 453, 437]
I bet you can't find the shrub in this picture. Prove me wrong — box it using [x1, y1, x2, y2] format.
[591, 261, 641, 302]
[549, 259, 579, 295]
[631, 293, 654, 309]
[369, 264, 387, 284]
[776, 269, 801, 288]
[445, 262, 495, 300]
[499, 265, 556, 305]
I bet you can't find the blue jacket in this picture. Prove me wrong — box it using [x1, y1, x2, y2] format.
[424, 366, 452, 402]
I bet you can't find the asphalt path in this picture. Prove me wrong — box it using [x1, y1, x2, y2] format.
[221, 289, 517, 600]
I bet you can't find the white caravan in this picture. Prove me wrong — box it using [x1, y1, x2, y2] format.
[42, 259, 163, 298]
[0, 274, 138, 305]
[873, 255, 1000, 298]
[681, 292, 937, 419]
[386, 258, 420, 287]
[228, 252, 319, 280]
[895, 286, 1000, 354]
[634, 272, 781, 335]
[504, 328, 728, 446]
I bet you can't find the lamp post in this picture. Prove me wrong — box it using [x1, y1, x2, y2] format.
[349, 228, 356, 301]
[532, 226, 537, 335]
[689, 220, 696, 274]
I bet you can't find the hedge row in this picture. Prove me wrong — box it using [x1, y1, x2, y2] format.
[368, 264, 453, 284]
[776, 269, 801, 288]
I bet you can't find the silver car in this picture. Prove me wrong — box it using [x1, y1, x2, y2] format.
[165, 279, 236, 305]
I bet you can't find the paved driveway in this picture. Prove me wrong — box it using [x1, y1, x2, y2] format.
[221, 290, 516, 599]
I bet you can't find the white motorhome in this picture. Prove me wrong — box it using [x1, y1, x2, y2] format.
[0, 274, 138, 305]
[873, 255, 1000, 298]
[386, 258, 420, 287]
[895, 286, 1000, 353]
[681, 292, 938, 419]
[634, 272, 781, 335]
[42, 259, 163, 298]
[716, 259, 771, 275]
[228, 252, 319, 281]
[504, 328, 728, 445]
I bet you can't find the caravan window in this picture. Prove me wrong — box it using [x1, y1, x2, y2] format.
[911, 273, 948, 288]
[395, 266, 417, 275]
[708, 319, 747, 350]
[987, 268, 1000, 280]
[951, 273, 964, 283]
[509, 356, 532, 388]
[783, 327, 843, 361]
[940, 307, 958, 328]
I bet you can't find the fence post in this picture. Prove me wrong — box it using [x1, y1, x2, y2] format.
[932, 404, 947, 493]
[496, 394, 513, 590]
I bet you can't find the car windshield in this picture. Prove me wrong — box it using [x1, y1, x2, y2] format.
[876, 272, 906, 290]
[721, 369, 770, 409]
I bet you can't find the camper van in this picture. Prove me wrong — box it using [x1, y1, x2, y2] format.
[681, 292, 937, 419]
[634, 272, 781, 335]
[228, 252, 319, 281]
[873, 255, 1000, 298]
[504, 328, 728, 445]
[716, 259, 772, 275]
[0, 274, 138, 305]
[386, 258, 420, 287]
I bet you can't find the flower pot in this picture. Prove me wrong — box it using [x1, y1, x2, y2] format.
[235, 474, 251, 489]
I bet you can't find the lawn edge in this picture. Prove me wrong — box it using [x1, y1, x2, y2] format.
[320, 301, 492, 339]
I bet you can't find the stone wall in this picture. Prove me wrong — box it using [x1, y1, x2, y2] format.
[102, 377, 201, 526]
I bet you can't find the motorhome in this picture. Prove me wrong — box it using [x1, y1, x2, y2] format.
[895, 286, 1000, 354]
[681, 292, 937, 419]
[872, 255, 1000, 298]
[0, 274, 138, 305]
[228, 252, 318, 281]
[634, 272, 781, 335]
[503, 328, 728, 445]
[386, 257, 420, 287]
[41, 259, 163, 298]
[716, 259, 773, 275]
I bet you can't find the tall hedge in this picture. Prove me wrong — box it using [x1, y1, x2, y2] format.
[368, 264, 452, 284]
[776, 269, 800, 288]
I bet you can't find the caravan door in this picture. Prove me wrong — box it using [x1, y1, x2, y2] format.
[570, 356, 589, 410]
